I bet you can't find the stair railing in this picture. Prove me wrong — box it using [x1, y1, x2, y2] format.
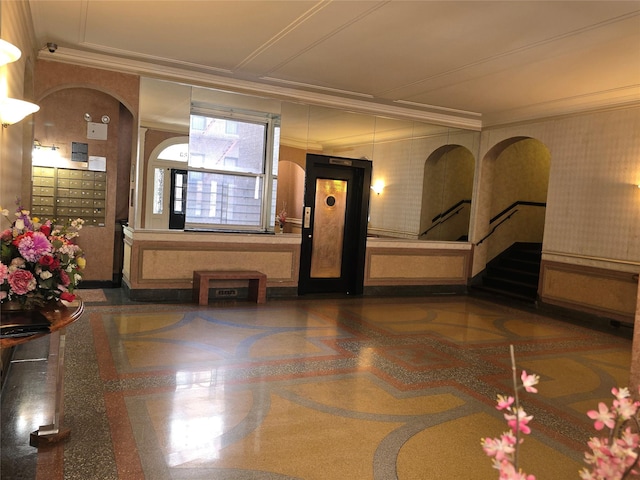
[476, 201, 546, 246]
[420, 199, 471, 237]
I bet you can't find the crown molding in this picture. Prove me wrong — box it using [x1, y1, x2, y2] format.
[38, 47, 482, 131]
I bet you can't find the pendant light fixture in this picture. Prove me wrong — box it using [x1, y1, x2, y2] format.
[0, 38, 40, 127]
[0, 39, 21, 66]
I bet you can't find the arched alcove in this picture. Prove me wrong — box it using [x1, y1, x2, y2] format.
[479, 136, 551, 262]
[275, 160, 304, 233]
[143, 136, 189, 229]
[420, 145, 475, 241]
[31, 87, 134, 283]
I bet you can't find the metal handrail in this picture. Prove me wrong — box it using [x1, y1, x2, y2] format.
[421, 206, 465, 236]
[475, 201, 546, 245]
[476, 210, 518, 246]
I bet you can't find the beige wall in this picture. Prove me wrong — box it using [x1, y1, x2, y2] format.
[473, 107, 640, 272]
[345, 129, 480, 239]
[29, 61, 139, 282]
[32, 88, 123, 281]
[472, 107, 640, 321]
[474, 138, 550, 263]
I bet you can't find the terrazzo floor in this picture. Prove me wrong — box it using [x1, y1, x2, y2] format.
[0, 290, 634, 479]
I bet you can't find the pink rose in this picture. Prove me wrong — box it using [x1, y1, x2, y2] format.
[8, 269, 37, 295]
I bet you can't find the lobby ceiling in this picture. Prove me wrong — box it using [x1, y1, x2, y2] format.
[28, 1, 640, 127]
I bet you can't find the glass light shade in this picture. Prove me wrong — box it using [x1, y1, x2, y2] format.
[0, 97, 40, 126]
[0, 39, 21, 66]
[371, 180, 385, 195]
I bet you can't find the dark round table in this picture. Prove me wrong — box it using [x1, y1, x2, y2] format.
[1, 299, 84, 446]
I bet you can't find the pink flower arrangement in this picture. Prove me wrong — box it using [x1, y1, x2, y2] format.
[581, 387, 640, 479]
[1, 206, 86, 307]
[277, 205, 287, 229]
[482, 346, 640, 480]
[481, 346, 539, 479]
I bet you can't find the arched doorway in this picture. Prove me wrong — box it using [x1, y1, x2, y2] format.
[481, 137, 550, 261]
[144, 138, 189, 229]
[420, 145, 475, 241]
[31, 87, 134, 285]
[275, 160, 304, 233]
[473, 136, 551, 302]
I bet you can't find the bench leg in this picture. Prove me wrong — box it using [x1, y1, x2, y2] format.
[247, 278, 267, 304]
[193, 274, 209, 306]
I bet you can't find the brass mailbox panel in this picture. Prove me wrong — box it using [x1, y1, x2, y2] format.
[31, 167, 107, 227]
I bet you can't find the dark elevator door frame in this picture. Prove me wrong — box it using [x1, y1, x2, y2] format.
[298, 154, 372, 296]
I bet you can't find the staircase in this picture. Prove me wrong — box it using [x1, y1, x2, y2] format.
[471, 242, 542, 304]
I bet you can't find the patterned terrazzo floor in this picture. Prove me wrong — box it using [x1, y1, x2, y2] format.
[0, 294, 633, 479]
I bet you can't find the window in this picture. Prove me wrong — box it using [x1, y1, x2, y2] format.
[184, 110, 279, 232]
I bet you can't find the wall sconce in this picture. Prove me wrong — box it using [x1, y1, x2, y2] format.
[0, 39, 40, 127]
[32, 140, 60, 163]
[33, 140, 59, 150]
[0, 97, 40, 127]
[371, 180, 385, 195]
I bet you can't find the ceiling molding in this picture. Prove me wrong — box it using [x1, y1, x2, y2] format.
[39, 48, 483, 131]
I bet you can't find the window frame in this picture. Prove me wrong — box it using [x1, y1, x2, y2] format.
[184, 107, 280, 233]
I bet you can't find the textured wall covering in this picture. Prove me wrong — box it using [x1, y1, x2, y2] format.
[543, 108, 640, 264]
[631, 277, 640, 390]
[474, 106, 640, 320]
[344, 128, 479, 239]
[474, 106, 640, 275]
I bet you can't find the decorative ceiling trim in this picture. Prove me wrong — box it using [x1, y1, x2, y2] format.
[38, 47, 483, 131]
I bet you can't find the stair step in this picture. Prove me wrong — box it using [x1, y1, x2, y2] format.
[487, 266, 539, 284]
[469, 285, 537, 304]
[489, 256, 540, 272]
[483, 276, 538, 297]
[477, 242, 542, 303]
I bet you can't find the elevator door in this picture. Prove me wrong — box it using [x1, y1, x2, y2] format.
[298, 155, 371, 295]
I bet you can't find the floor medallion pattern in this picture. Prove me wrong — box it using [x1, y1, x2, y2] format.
[1, 295, 633, 479]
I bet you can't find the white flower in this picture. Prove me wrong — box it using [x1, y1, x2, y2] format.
[39, 270, 53, 280]
[9, 257, 25, 272]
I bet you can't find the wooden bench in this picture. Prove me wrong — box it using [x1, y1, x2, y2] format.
[193, 270, 267, 305]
